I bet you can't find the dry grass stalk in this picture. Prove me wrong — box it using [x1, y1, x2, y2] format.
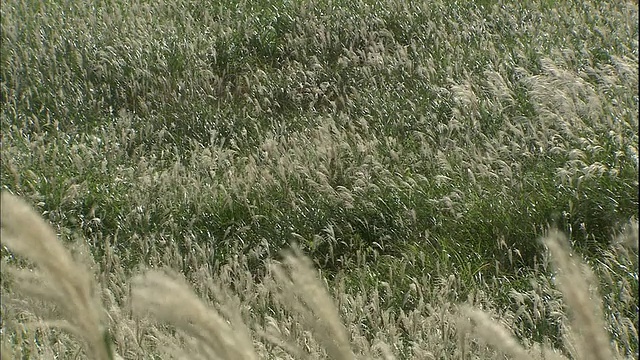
[130, 269, 259, 360]
[267, 249, 356, 360]
[462, 230, 622, 360]
[544, 230, 616, 360]
[461, 306, 536, 360]
[0, 191, 119, 360]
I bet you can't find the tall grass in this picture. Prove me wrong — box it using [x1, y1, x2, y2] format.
[1, 0, 638, 358]
[1, 191, 638, 358]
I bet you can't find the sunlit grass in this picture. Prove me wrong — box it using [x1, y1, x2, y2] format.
[1, 0, 638, 358]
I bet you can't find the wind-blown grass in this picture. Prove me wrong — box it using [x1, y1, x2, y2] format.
[1, 192, 118, 360]
[1, 191, 637, 359]
[1, 0, 638, 358]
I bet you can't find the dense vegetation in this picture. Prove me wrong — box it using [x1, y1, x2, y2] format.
[1, 0, 638, 358]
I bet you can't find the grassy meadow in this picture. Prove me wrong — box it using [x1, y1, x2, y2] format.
[1, 0, 638, 358]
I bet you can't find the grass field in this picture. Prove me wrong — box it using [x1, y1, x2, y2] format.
[1, 0, 638, 358]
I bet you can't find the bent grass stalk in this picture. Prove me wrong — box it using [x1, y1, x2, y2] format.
[544, 231, 615, 360]
[130, 269, 259, 360]
[265, 249, 356, 360]
[461, 230, 622, 360]
[0, 191, 120, 360]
